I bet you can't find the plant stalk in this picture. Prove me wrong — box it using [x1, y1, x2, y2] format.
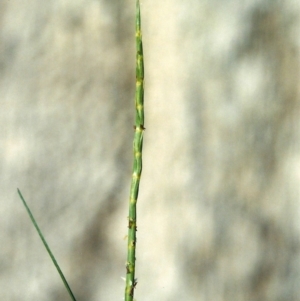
[125, 0, 145, 300]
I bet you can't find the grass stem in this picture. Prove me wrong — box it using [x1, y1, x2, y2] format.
[124, 1, 145, 300]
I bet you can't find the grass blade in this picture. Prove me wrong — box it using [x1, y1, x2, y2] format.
[17, 189, 77, 301]
[124, 1, 145, 300]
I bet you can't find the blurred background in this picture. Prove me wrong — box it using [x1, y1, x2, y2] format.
[1, 0, 300, 300]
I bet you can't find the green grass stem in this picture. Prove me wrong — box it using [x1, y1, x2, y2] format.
[124, 1, 145, 300]
[17, 189, 77, 301]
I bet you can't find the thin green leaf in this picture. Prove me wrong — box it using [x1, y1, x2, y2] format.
[17, 189, 77, 301]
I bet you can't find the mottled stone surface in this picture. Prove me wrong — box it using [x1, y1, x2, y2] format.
[1, 1, 300, 300]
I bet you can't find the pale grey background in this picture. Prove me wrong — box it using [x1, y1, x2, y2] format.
[1, 0, 300, 300]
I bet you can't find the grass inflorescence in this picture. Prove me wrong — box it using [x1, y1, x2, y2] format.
[124, 1, 145, 300]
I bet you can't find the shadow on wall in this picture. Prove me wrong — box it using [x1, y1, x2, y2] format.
[183, 2, 300, 301]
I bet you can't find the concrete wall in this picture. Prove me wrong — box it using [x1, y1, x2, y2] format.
[1, 0, 300, 300]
